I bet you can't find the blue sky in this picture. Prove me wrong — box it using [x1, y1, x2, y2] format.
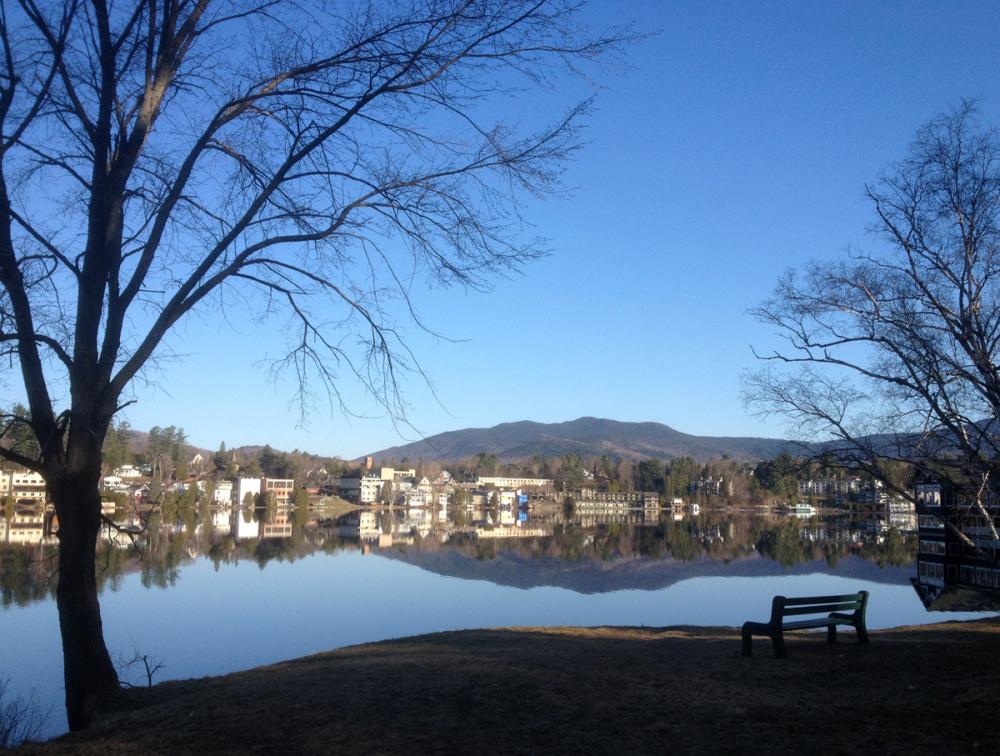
[112, 0, 1000, 459]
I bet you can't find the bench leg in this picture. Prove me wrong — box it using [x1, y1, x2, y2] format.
[741, 625, 753, 657]
[856, 621, 869, 645]
[827, 624, 837, 644]
[771, 631, 786, 659]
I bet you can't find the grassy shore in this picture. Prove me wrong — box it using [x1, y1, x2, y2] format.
[22, 618, 1000, 755]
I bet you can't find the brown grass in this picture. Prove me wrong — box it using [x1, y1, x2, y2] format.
[21, 619, 1000, 755]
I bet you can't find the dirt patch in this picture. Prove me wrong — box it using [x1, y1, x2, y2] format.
[21, 619, 1000, 755]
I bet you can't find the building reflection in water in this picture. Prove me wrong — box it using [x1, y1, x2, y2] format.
[911, 481, 1000, 612]
[3, 491, 999, 616]
[2, 507, 54, 546]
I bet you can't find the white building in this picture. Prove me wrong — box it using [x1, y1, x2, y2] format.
[100, 475, 128, 492]
[233, 477, 262, 505]
[335, 476, 384, 504]
[858, 482, 890, 507]
[798, 478, 863, 498]
[476, 476, 552, 489]
[0, 470, 47, 503]
[378, 467, 416, 481]
[213, 480, 233, 504]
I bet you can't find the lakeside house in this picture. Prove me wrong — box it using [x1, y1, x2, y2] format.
[113, 464, 145, 479]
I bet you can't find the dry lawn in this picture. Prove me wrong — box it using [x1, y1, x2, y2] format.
[21, 618, 1000, 755]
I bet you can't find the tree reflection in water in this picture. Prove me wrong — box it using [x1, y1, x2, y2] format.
[0, 499, 919, 609]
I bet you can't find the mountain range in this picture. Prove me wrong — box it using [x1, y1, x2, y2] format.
[367, 417, 799, 463]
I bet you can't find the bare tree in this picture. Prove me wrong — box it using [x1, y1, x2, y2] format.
[0, 679, 46, 748]
[117, 645, 166, 689]
[746, 102, 1000, 551]
[0, 0, 627, 730]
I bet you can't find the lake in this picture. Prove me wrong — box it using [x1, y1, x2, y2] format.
[1, 501, 995, 739]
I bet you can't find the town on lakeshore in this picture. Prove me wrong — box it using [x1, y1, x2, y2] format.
[3, 1, 1000, 749]
[3, 429, 1000, 750]
[1, 436, 993, 613]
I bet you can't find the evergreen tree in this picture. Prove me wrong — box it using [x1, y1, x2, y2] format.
[101, 421, 132, 472]
[213, 443, 228, 475]
[3, 404, 40, 462]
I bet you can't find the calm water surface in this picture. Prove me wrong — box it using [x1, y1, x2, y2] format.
[0, 503, 994, 738]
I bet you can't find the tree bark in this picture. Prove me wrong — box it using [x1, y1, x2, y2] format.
[50, 472, 120, 731]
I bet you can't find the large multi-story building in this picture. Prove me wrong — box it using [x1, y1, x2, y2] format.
[229, 476, 298, 505]
[476, 476, 552, 489]
[377, 467, 416, 481]
[857, 482, 891, 507]
[263, 477, 295, 505]
[0, 469, 48, 504]
[797, 478, 862, 499]
[573, 490, 658, 508]
[912, 480, 1000, 605]
[233, 477, 262, 506]
[335, 476, 385, 504]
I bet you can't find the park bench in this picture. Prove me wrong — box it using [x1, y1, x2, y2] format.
[741, 591, 869, 658]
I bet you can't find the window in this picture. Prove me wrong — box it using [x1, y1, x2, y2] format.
[919, 539, 945, 555]
[919, 562, 944, 579]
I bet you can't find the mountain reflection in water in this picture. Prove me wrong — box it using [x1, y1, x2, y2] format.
[3, 499, 999, 740]
[0, 498, 932, 608]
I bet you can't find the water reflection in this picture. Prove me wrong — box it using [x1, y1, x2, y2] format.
[4, 496, 999, 741]
[0, 496, 933, 608]
[5, 494, 1000, 617]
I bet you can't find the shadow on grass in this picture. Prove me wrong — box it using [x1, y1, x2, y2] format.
[24, 619, 1000, 755]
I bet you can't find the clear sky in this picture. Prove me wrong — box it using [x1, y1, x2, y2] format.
[100, 0, 1000, 459]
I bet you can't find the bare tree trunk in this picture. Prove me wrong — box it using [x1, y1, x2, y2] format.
[50, 472, 120, 731]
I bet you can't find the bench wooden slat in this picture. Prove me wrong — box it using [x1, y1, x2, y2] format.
[781, 594, 864, 606]
[782, 621, 833, 630]
[781, 602, 862, 616]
